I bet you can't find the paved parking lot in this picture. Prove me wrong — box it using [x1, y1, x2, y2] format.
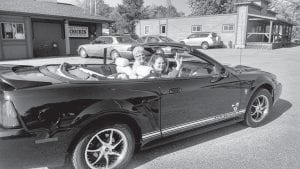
[1, 46, 300, 169]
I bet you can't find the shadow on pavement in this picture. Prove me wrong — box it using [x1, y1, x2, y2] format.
[262, 98, 292, 126]
[126, 98, 291, 169]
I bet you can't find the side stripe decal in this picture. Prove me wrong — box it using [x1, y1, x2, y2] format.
[142, 110, 245, 141]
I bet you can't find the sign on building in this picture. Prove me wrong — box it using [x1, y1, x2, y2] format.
[69, 26, 88, 38]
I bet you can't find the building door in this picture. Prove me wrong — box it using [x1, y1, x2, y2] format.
[32, 21, 65, 57]
[160, 24, 166, 36]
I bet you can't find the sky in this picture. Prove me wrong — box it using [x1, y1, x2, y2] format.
[103, 0, 191, 15]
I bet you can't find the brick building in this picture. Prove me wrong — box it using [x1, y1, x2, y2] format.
[0, 0, 113, 60]
[136, 0, 294, 49]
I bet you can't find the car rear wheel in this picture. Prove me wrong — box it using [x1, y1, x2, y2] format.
[80, 48, 88, 58]
[72, 124, 135, 169]
[110, 50, 120, 61]
[243, 89, 272, 127]
[201, 42, 209, 50]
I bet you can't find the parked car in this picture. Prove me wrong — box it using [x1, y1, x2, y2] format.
[138, 35, 176, 43]
[180, 32, 222, 49]
[0, 43, 282, 169]
[124, 33, 140, 40]
[77, 35, 137, 60]
[137, 35, 177, 54]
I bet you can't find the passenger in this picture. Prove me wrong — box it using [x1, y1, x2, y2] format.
[115, 57, 137, 79]
[132, 46, 147, 72]
[131, 46, 151, 78]
[147, 53, 182, 78]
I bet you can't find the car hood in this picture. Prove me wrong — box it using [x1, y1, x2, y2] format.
[227, 65, 276, 79]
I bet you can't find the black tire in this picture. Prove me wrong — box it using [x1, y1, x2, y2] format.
[110, 50, 120, 60]
[79, 48, 88, 58]
[201, 42, 209, 49]
[243, 89, 272, 127]
[72, 123, 135, 169]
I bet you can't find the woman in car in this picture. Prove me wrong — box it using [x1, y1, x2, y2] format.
[132, 46, 147, 73]
[147, 52, 182, 78]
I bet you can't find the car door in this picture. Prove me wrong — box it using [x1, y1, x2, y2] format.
[158, 52, 242, 136]
[186, 34, 200, 46]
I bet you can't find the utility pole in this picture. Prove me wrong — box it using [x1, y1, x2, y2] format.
[94, 0, 97, 16]
[166, 0, 172, 17]
[89, 0, 92, 15]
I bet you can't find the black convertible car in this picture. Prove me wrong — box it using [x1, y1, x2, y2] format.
[0, 43, 281, 169]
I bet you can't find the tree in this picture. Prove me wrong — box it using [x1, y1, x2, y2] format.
[187, 0, 236, 16]
[117, 0, 145, 33]
[109, 7, 127, 34]
[78, 0, 112, 16]
[96, 0, 113, 17]
[188, 0, 218, 15]
[145, 5, 185, 19]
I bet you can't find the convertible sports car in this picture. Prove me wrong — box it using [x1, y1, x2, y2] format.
[0, 43, 281, 169]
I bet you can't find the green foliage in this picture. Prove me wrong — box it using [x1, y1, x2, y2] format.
[187, 0, 236, 16]
[117, 0, 145, 33]
[145, 5, 185, 19]
[96, 0, 113, 17]
[269, 0, 300, 23]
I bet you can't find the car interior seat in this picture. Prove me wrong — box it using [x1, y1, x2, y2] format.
[115, 57, 137, 79]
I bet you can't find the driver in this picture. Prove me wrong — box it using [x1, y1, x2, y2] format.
[147, 53, 182, 78]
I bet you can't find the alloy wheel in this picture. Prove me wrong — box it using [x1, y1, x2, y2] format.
[84, 128, 128, 169]
[80, 49, 88, 58]
[249, 95, 269, 123]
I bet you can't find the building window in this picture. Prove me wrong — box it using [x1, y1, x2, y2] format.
[1, 22, 25, 40]
[160, 24, 166, 34]
[191, 25, 202, 33]
[223, 24, 235, 32]
[144, 26, 150, 35]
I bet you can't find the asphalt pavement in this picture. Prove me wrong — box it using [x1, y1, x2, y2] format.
[1, 46, 300, 169]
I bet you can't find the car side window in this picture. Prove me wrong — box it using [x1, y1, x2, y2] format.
[98, 37, 113, 44]
[138, 37, 147, 43]
[200, 34, 209, 38]
[147, 37, 159, 43]
[94, 37, 104, 44]
[188, 34, 198, 39]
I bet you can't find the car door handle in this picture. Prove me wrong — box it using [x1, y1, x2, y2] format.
[169, 87, 182, 94]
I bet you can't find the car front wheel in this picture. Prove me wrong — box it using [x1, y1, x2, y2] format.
[244, 89, 272, 127]
[72, 124, 135, 169]
[79, 48, 88, 58]
[201, 42, 209, 49]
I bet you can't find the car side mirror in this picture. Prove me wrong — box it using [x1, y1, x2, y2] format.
[210, 67, 229, 83]
[220, 68, 230, 78]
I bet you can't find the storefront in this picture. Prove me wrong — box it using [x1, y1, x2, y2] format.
[0, 0, 113, 60]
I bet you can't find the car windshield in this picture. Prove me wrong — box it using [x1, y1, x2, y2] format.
[116, 36, 136, 43]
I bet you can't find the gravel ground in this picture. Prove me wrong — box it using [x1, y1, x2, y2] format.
[1, 46, 299, 169]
